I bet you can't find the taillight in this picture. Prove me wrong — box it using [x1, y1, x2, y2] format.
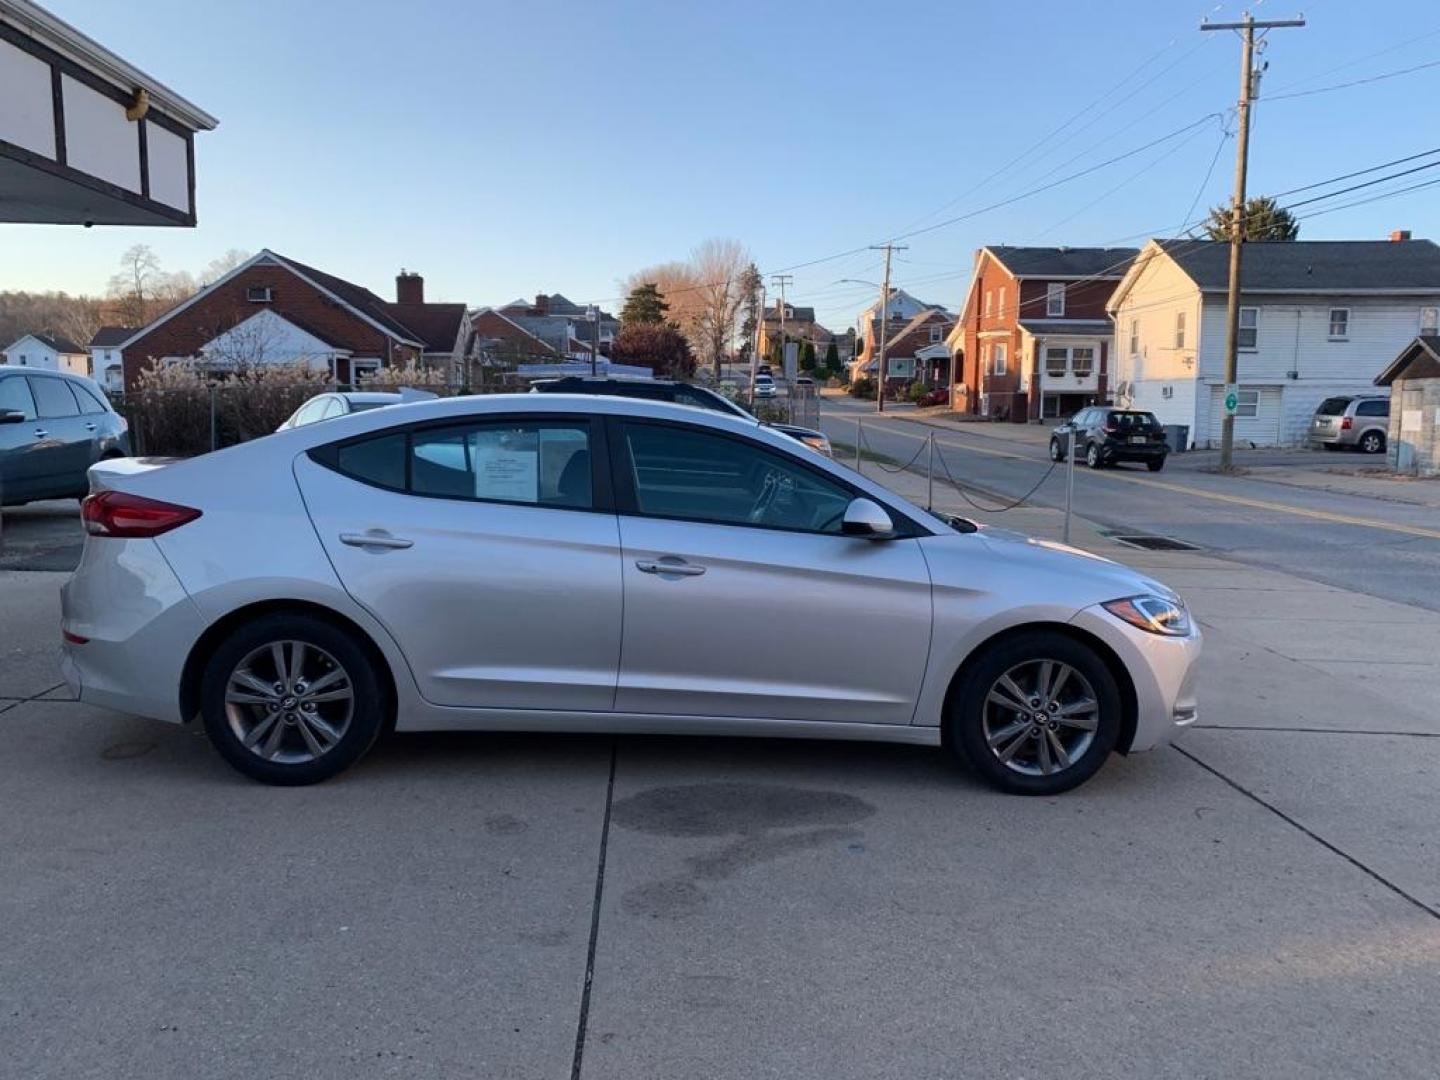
[81, 491, 201, 538]
[1340, 416, 1353, 430]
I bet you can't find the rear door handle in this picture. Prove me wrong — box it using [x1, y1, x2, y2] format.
[84, 422, 97, 431]
[33, 429, 48, 439]
[636, 557, 706, 577]
[340, 531, 413, 550]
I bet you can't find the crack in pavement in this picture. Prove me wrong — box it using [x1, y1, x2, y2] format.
[0, 682, 64, 714]
[570, 738, 617, 1080]
[1174, 744, 1440, 922]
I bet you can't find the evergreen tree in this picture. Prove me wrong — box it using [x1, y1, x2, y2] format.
[619, 282, 669, 325]
[824, 339, 840, 373]
[736, 262, 763, 365]
[1202, 196, 1299, 242]
[800, 341, 816, 372]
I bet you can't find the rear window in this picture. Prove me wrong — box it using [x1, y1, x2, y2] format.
[1108, 411, 1158, 430]
[1316, 397, 1352, 416]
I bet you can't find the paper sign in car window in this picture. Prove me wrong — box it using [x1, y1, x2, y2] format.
[470, 430, 539, 502]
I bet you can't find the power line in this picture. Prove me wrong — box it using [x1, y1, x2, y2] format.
[1264, 57, 1440, 101]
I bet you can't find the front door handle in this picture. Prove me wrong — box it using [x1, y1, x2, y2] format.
[636, 557, 706, 577]
[340, 531, 413, 550]
[84, 422, 97, 432]
[33, 428, 48, 439]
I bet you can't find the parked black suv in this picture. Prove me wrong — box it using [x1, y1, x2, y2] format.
[530, 376, 833, 456]
[1049, 407, 1168, 471]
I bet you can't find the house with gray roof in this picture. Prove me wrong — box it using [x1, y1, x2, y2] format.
[2, 331, 88, 375]
[1107, 234, 1440, 447]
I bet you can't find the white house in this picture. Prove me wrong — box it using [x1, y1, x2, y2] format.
[88, 326, 132, 390]
[1107, 236, 1440, 447]
[2, 332, 87, 374]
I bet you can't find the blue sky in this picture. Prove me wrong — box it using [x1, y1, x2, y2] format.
[8, 0, 1440, 331]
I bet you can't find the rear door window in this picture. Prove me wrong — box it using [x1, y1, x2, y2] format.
[28, 376, 80, 418]
[0, 376, 37, 419]
[411, 421, 592, 508]
[1355, 400, 1388, 417]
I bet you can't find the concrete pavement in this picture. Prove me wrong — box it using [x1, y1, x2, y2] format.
[4, 454, 1440, 1077]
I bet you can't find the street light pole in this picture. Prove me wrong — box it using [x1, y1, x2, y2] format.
[1201, 11, 1304, 471]
[586, 305, 599, 376]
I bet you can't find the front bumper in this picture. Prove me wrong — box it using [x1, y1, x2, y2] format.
[1070, 604, 1202, 752]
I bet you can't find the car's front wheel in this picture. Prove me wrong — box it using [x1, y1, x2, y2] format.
[947, 631, 1122, 795]
[199, 613, 386, 785]
[1048, 438, 1063, 462]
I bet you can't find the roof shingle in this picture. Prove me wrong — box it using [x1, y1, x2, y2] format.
[1158, 238, 1440, 292]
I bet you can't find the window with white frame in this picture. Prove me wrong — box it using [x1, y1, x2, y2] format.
[1045, 347, 1068, 377]
[1174, 311, 1186, 349]
[1047, 283, 1065, 317]
[1235, 388, 1259, 417]
[1328, 308, 1349, 339]
[1237, 307, 1258, 349]
[1129, 318, 1139, 356]
[990, 342, 1007, 375]
[984, 290, 992, 317]
[1421, 306, 1438, 335]
[998, 287, 1007, 316]
[1071, 346, 1094, 377]
[928, 325, 942, 343]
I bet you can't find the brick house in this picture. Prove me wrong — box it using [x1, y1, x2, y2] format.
[854, 309, 955, 388]
[949, 246, 1136, 420]
[850, 289, 951, 384]
[115, 250, 467, 390]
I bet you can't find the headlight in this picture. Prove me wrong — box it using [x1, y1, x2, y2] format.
[1102, 594, 1192, 636]
[800, 434, 833, 457]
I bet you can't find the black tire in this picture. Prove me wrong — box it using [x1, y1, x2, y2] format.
[199, 612, 386, 785]
[946, 631, 1122, 795]
[1048, 438, 1063, 463]
[1359, 431, 1385, 454]
[1321, 443, 1340, 452]
[1146, 457, 1166, 472]
[1085, 442, 1102, 468]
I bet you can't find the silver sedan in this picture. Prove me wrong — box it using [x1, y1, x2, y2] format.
[61, 394, 1200, 794]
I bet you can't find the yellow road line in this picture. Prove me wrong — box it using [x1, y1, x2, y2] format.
[842, 413, 1440, 541]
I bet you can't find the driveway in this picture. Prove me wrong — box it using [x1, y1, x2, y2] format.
[0, 499, 85, 571]
[3, 561, 1440, 1078]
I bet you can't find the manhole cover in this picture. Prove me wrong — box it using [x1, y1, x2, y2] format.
[1106, 533, 1202, 551]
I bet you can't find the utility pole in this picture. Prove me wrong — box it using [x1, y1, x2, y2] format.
[586, 304, 599, 376]
[870, 243, 907, 413]
[770, 274, 793, 380]
[750, 282, 766, 407]
[1201, 10, 1304, 471]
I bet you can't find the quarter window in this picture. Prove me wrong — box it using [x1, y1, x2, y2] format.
[1237, 307, 1258, 349]
[1328, 308, 1349, 339]
[335, 432, 406, 490]
[71, 382, 109, 414]
[622, 423, 853, 534]
[1047, 283, 1065, 317]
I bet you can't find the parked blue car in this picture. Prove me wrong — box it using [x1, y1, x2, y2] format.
[0, 368, 130, 505]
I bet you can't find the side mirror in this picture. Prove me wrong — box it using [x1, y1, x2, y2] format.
[0, 409, 26, 425]
[842, 497, 895, 540]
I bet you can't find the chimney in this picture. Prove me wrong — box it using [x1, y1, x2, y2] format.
[1390, 230, 1412, 243]
[534, 293, 551, 316]
[396, 269, 424, 304]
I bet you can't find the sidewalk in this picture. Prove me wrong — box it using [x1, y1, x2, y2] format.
[846, 450, 1440, 723]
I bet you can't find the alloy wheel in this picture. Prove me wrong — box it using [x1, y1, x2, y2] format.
[1360, 432, 1383, 454]
[224, 640, 355, 764]
[981, 659, 1099, 777]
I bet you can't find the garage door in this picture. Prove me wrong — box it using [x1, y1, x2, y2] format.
[1206, 384, 1281, 446]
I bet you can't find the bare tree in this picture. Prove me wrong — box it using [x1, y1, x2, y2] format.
[107, 245, 163, 326]
[200, 249, 253, 285]
[690, 238, 750, 382]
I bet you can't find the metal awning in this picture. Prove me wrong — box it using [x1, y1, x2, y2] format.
[0, 0, 216, 226]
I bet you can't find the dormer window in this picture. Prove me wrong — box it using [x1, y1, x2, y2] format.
[929, 326, 942, 343]
[247, 286, 275, 303]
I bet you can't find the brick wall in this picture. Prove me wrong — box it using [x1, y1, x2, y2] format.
[121, 265, 415, 390]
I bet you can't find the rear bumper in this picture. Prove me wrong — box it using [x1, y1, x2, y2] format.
[60, 536, 205, 723]
[1101, 442, 1168, 462]
[1308, 433, 1349, 447]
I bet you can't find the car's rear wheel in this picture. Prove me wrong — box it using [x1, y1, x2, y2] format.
[947, 631, 1121, 795]
[200, 613, 385, 785]
[1048, 438, 1063, 462]
[1359, 431, 1385, 454]
[1085, 442, 1102, 468]
[1146, 457, 1166, 472]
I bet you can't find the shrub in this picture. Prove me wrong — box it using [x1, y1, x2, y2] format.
[849, 376, 876, 400]
[907, 381, 930, 404]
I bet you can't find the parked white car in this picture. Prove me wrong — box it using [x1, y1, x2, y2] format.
[277, 388, 438, 431]
[62, 394, 1200, 793]
[753, 374, 776, 399]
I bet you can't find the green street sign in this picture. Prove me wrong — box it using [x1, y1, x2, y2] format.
[1223, 385, 1239, 414]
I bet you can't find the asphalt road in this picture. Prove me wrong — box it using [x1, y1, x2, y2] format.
[821, 398, 1440, 612]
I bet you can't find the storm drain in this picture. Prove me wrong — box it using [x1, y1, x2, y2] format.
[1104, 533, 1203, 552]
